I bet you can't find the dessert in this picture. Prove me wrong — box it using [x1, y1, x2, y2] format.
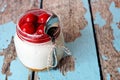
[14, 9, 64, 71]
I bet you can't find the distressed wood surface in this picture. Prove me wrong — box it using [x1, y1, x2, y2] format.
[0, 0, 101, 80]
[91, 0, 120, 80]
[0, 0, 39, 24]
[43, 0, 87, 42]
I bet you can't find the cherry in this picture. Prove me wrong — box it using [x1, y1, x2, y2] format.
[20, 23, 35, 34]
[37, 13, 50, 23]
[19, 18, 25, 27]
[36, 24, 45, 35]
[24, 13, 38, 23]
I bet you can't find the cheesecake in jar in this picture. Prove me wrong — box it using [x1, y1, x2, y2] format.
[14, 9, 64, 71]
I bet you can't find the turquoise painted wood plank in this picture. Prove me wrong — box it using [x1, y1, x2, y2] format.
[109, 2, 120, 52]
[94, 12, 106, 28]
[91, 1, 120, 80]
[0, 0, 100, 80]
[109, 2, 120, 79]
[0, 22, 29, 80]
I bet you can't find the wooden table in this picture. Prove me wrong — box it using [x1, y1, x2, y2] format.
[0, 0, 120, 80]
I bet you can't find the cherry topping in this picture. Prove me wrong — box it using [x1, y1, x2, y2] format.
[36, 24, 50, 39]
[17, 9, 52, 43]
[20, 23, 35, 34]
[19, 18, 25, 27]
[24, 13, 38, 23]
[36, 24, 45, 35]
[37, 13, 50, 23]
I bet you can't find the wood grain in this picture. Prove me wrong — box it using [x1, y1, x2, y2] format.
[91, 1, 120, 80]
[0, 0, 102, 80]
[43, 0, 87, 42]
[0, 0, 39, 24]
[0, 0, 88, 42]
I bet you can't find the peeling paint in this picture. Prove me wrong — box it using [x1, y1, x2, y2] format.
[110, 2, 120, 23]
[0, 2, 101, 79]
[0, 4, 7, 12]
[91, 0, 99, 2]
[43, 0, 87, 42]
[102, 55, 108, 61]
[117, 67, 120, 74]
[0, 56, 5, 80]
[94, 12, 106, 27]
[0, 0, 39, 24]
[0, 21, 16, 52]
[114, 0, 120, 8]
[109, 2, 120, 52]
[106, 73, 110, 80]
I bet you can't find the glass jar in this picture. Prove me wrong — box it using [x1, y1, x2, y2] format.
[14, 9, 65, 71]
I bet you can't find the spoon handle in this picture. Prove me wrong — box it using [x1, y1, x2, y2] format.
[40, 0, 43, 9]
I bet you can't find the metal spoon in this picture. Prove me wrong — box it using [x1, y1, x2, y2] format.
[45, 13, 60, 43]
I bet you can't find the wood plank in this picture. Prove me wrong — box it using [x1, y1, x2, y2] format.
[43, 0, 87, 42]
[91, 0, 120, 80]
[0, 22, 29, 80]
[0, 0, 39, 24]
[0, 0, 100, 80]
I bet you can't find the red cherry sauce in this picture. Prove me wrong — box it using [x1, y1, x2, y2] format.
[17, 9, 51, 43]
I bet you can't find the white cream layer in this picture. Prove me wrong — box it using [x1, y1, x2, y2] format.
[14, 34, 56, 70]
[14, 33, 64, 70]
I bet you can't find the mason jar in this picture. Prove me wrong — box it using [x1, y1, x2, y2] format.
[14, 9, 65, 71]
